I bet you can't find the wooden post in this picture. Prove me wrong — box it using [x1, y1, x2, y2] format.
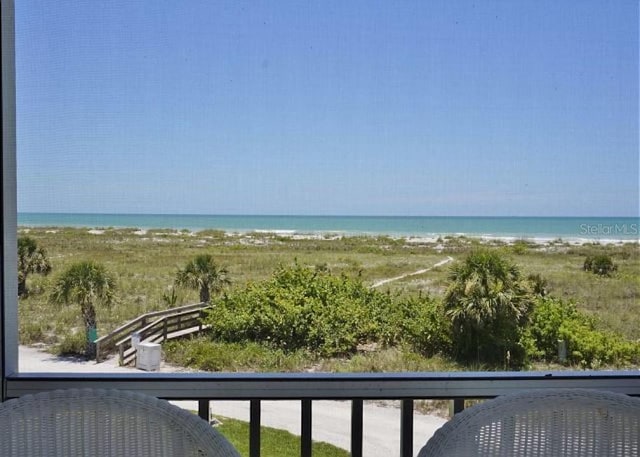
[558, 339, 567, 363]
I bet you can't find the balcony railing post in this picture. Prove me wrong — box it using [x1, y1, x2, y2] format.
[453, 398, 465, 414]
[351, 399, 363, 457]
[400, 399, 413, 457]
[250, 399, 261, 457]
[301, 399, 312, 457]
[198, 399, 208, 421]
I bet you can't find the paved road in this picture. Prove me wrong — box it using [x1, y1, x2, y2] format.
[19, 346, 446, 456]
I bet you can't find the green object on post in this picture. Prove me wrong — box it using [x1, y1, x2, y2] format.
[88, 327, 98, 343]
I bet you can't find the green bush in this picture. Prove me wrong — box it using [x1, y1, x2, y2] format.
[510, 240, 532, 255]
[558, 320, 639, 369]
[583, 254, 616, 276]
[56, 331, 88, 356]
[525, 297, 640, 368]
[524, 298, 580, 361]
[391, 294, 451, 357]
[204, 264, 397, 357]
[19, 321, 45, 344]
[527, 273, 549, 297]
[202, 264, 451, 358]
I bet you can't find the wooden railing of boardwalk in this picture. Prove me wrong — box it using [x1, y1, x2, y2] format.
[94, 302, 209, 364]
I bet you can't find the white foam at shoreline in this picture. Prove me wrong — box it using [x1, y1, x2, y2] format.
[18, 225, 639, 245]
[228, 230, 638, 245]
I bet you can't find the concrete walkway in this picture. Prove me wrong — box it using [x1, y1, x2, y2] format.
[172, 399, 445, 457]
[19, 345, 446, 456]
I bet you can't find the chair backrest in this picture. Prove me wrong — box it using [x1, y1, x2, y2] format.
[418, 389, 640, 457]
[0, 388, 240, 457]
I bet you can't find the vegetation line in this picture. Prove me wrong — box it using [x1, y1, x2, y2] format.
[371, 256, 454, 288]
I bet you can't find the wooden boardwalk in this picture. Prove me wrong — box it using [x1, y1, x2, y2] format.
[94, 302, 210, 365]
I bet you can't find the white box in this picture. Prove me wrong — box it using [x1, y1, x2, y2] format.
[136, 342, 161, 371]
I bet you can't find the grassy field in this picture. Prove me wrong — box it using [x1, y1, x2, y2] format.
[213, 415, 349, 457]
[18, 227, 640, 358]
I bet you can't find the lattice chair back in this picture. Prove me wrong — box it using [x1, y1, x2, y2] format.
[0, 388, 241, 457]
[418, 389, 640, 457]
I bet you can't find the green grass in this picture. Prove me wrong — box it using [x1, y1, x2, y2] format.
[165, 338, 315, 372]
[164, 339, 461, 374]
[215, 416, 349, 457]
[18, 227, 640, 352]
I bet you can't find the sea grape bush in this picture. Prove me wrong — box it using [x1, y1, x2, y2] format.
[395, 294, 452, 357]
[523, 297, 580, 360]
[204, 263, 450, 357]
[524, 297, 640, 368]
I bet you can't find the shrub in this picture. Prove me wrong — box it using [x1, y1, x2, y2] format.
[204, 264, 398, 357]
[56, 331, 88, 356]
[510, 240, 532, 255]
[559, 320, 639, 369]
[525, 297, 640, 368]
[583, 254, 616, 276]
[18, 235, 52, 297]
[391, 294, 451, 357]
[524, 297, 582, 361]
[527, 273, 549, 297]
[164, 338, 311, 372]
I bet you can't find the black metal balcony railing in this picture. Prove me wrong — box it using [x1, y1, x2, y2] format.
[6, 370, 640, 457]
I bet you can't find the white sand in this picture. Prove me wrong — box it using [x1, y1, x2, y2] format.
[371, 256, 454, 288]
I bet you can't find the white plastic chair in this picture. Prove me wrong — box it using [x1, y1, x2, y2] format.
[418, 389, 640, 456]
[0, 388, 241, 457]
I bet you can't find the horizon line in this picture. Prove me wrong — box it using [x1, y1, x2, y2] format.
[17, 211, 640, 219]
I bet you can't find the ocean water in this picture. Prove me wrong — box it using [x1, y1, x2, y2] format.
[17, 213, 640, 241]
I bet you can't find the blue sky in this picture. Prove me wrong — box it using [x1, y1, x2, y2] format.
[15, 1, 639, 216]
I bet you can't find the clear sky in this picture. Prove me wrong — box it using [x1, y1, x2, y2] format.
[15, 1, 639, 217]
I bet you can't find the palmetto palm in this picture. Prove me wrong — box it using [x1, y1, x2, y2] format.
[444, 250, 532, 366]
[175, 254, 231, 303]
[17, 236, 52, 297]
[50, 261, 116, 357]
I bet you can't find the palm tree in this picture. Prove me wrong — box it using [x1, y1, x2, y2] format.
[50, 261, 116, 357]
[444, 250, 532, 366]
[175, 254, 231, 303]
[527, 273, 549, 297]
[18, 236, 52, 297]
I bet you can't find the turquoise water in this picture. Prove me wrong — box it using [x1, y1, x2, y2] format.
[17, 213, 639, 241]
